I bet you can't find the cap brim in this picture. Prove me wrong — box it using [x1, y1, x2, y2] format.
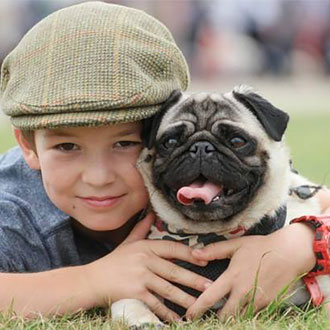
[10, 104, 161, 129]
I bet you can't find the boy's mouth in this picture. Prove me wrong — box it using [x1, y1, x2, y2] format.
[79, 195, 125, 208]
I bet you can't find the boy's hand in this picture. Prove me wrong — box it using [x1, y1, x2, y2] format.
[186, 222, 316, 320]
[85, 213, 211, 322]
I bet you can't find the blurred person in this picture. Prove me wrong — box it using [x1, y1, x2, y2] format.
[323, 25, 330, 74]
[0, 0, 79, 66]
[0, 0, 25, 65]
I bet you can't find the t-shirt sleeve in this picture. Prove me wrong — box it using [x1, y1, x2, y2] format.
[0, 199, 51, 272]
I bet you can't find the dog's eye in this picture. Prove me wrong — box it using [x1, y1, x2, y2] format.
[163, 138, 178, 149]
[230, 136, 247, 148]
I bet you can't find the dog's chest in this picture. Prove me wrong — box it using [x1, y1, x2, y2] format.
[148, 212, 286, 316]
[149, 220, 231, 316]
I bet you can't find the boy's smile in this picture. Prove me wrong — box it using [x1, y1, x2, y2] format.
[79, 194, 125, 209]
[18, 123, 149, 232]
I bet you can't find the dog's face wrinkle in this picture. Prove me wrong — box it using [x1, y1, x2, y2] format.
[156, 131, 256, 172]
[155, 124, 193, 157]
[152, 146, 267, 222]
[157, 120, 258, 170]
[172, 97, 236, 132]
[157, 103, 241, 159]
[154, 138, 258, 191]
[212, 123, 258, 158]
[153, 154, 199, 190]
[155, 142, 259, 186]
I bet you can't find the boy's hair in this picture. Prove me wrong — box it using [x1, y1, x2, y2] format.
[0, 2, 189, 130]
[21, 130, 35, 148]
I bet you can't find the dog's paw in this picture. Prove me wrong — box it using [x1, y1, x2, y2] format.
[111, 299, 165, 329]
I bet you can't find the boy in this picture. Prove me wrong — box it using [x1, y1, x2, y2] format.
[0, 2, 211, 320]
[1, 0, 330, 322]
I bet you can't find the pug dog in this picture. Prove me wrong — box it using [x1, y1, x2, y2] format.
[111, 86, 327, 328]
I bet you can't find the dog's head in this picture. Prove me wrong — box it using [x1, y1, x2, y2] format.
[138, 86, 291, 234]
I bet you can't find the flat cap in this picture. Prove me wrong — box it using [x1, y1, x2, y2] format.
[0, 1, 189, 129]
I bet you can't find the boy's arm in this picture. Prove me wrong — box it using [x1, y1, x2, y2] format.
[0, 265, 96, 317]
[186, 187, 330, 319]
[0, 215, 211, 321]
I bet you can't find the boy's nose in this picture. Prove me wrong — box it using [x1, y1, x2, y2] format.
[81, 159, 116, 187]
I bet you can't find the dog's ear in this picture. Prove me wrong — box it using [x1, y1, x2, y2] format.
[233, 90, 289, 141]
[142, 90, 182, 149]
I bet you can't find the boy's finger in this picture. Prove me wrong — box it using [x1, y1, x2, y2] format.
[217, 290, 247, 320]
[148, 275, 196, 309]
[150, 258, 212, 292]
[218, 287, 268, 320]
[186, 275, 231, 320]
[123, 213, 155, 244]
[150, 240, 208, 266]
[143, 292, 180, 322]
[191, 238, 243, 261]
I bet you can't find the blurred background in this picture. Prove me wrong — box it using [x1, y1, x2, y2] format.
[0, 0, 329, 186]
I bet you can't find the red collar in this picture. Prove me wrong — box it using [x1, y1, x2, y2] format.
[303, 276, 324, 306]
[154, 218, 247, 238]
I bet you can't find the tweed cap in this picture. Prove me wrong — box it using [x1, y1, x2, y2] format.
[0, 1, 189, 129]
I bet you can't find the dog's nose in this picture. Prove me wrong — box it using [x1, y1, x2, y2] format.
[189, 141, 215, 157]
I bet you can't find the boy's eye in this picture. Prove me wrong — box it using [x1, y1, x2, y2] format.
[55, 143, 78, 152]
[114, 141, 142, 148]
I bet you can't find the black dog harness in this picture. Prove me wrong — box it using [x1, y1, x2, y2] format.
[149, 206, 287, 316]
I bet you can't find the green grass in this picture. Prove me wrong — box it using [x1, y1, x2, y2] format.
[0, 124, 15, 153]
[286, 113, 330, 187]
[0, 304, 329, 329]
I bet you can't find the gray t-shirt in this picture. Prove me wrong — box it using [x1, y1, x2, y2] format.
[0, 147, 113, 272]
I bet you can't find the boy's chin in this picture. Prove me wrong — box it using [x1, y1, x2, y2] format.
[73, 218, 127, 232]
[71, 212, 143, 245]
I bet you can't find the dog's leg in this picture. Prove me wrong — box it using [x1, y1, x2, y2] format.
[111, 299, 164, 329]
[287, 279, 310, 306]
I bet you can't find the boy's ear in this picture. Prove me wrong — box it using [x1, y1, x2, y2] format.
[14, 129, 41, 170]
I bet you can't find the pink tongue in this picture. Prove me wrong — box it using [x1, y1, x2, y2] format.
[177, 181, 223, 205]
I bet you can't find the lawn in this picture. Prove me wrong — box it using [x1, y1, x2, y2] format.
[286, 113, 330, 187]
[0, 303, 329, 329]
[0, 120, 15, 153]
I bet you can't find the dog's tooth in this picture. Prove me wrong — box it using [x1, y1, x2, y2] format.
[212, 196, 220, 202]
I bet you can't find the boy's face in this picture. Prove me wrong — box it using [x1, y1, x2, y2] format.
[17, 123, 149, 231]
